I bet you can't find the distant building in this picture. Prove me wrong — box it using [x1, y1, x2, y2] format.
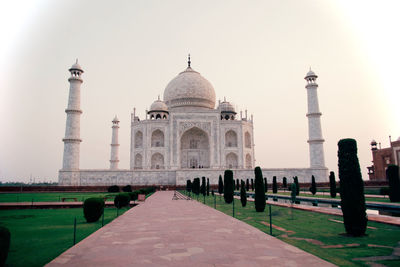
[368, 137, 400, 180]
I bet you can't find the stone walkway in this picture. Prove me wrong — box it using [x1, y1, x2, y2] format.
[47, 191, 334, 266]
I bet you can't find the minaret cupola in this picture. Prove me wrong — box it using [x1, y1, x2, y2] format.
[69, 59, 84, 81]
[219, 97, 236, 120]
[148, 96, 169, 120]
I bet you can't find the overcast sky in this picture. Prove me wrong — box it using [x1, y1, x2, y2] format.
[0, 0, 399, 183]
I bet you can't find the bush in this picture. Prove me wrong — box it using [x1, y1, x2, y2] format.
[83, 198, 105, 223]
[207, 178, 210, 196]
[290, 183, 297, 203]
[272, 176, 277, 194]
[129, 191, 138, 201]
[309, 175, 316, 195]
[387, 165, 400, 202]
[254, 166, 266, 212]
[114, 193, 130, 209]
[193, 178, 200, 195]
[201, 177, 206, 196]
[251, 179, 254, 191]
[108, 185, 120, 193]
[240, 180, 247, 207]
[282, 177, 287, 188]
[186, 180, 192, 192]
[0, 226, 10, 267]
[122, 185, 132, 192]
[246, 179, 250, 191]
[218, 175, 223, 194]
[338, 138, 367, 236]
[223, 170, 234, 204]
[293, 177, 299, 196]
[329, 171, 337, 198]
[380, 187, 389, 196]
[264, 177, 268, 192]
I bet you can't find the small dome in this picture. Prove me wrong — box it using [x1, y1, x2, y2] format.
[371, 139, 377, 145]
[69, 60, 83, 72]
[163, 66, 216, 110]
[112, 115, 119, 123]
[150, 99, 168, 112]
[219, 100, 236, 113]
[305, 68, 317, 79]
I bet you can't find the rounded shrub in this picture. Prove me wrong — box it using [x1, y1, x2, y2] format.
[108, 185, 120, 193]
[122, 185, 132, 192]
[0, 226, 10, 267]
[114, 193, 131, 209]
[83, 198, 105, 223]
[129, 191, 138, 201]
[254, 166, 266, 212]
[223, 170, 234, 204]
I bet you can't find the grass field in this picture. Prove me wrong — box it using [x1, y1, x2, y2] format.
[0, 206, 130, 266]
[0, 192, 119, 203]
[189, 192, 400, 267]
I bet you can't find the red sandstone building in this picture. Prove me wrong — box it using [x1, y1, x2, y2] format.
[368, 137, 400, 180]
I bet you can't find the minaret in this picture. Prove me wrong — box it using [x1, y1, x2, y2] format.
[305, 68, 326, 168]
[62, 60, 83, 171]
[110, 116, 120, 170]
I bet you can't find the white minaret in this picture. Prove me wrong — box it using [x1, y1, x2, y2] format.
[62, 60, 83, 171]
[110, 115, 120, 170]
[305, 68, 326, 168]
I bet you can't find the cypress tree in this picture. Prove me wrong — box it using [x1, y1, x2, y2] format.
[283, 177, 287, 188]
[246, 179, 250, 191]
[206, 178, 210, 196]
[186, 179, 192, 193]
[329, 171, 337, 198]
[193, 178, 200, 195]
[223, 170, 234, 204]
[309, 175, 317, 195]
[236, 179, 239, 191]
[201, 177, 206, 196]
[264, 177, 267, 192]
[272, 176, 277, 193]
[290, 183, 297, 204]
[338, 138, 367, 236]
[293, 176, 300, 195]
[218, 175, 223, 195]
[387, 164, 400, 202]
[251, 178, 254, 191]
[240, 180, 247, 207]
[254, 167, 266, 212]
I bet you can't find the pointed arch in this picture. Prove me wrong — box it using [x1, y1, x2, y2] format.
[151, 153, 164, 169]
[245, 153, 252, 169]
[135, 131, 143, 148]
[134, 153, 142, 169]
[226, 152, 238, 168]
[245, 132, 251, 148]
[225, 130, 238, 147]
[151, 129, 164, 147]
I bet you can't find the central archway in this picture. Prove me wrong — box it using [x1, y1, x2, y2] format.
[180, 127, 210, 168]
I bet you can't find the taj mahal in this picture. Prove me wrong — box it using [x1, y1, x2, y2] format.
[59, 56, 328, 186]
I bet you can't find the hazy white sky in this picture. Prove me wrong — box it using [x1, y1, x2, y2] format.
[0, 0, 399, 182]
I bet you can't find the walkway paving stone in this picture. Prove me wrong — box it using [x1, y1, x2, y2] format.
[47, 191, 334, 266]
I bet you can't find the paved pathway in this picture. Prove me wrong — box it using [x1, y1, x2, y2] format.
[47, 191, 334, 266]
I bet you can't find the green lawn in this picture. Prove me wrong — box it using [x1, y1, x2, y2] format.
[0, 192, 119, 203]
[0, 207, 130, 267]
[189, 192, 400, 267]
[269, 191, 391, 203]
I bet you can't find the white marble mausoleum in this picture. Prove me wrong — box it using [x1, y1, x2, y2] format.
[59, 57, 328, 186]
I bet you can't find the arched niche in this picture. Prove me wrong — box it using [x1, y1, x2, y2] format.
[151, 129, 164, 147]
[180, 127, 210, 168]
[134, 153, 142, 169]
[245, 132, 251, 148]
[135, 131, 143, 148]
[225, 130, 238, 147]
[245, 153, 252, 169]
[151, 152, 164, 169]
[226, 152, 238, 168]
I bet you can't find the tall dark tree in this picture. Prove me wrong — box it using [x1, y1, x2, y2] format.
[282, 177, 287, 188]
[338, 138, 367, 236]
[236, 179, 239, 191]
[272, 176, 278, 194]
[264, 177, 268, 192]
[254, 167, 266, 212]
[246, 179, 250, 191]
[309, 175, 317, 195]
[251, 178, 254, 191]
[240, 180, 247, 207]
[193, 178, 200, 195]
[293, 176, 300, 196]
[201, 177, 206, 196]
[218, 175, 223, 195]
[206, 178, 210, 196]
[290, 183, 297, 204]
[186, 180, 192, 193]
[387, 164, 400, 202]
[329, 171, 336, 198]
[223, 170, 234, 203]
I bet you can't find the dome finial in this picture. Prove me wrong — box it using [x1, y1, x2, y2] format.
[158, 95, 160, 100]
[187, 53, 191, 68]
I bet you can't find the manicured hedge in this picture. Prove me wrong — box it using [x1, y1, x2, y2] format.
[387, 165, 400, 202]
[223, 170, 234, 204]
[254, 167, 266, 212]
[122, 185, 132, 192]
[83, 198, 105, 223]
[108, 185, 120, 193]
[0, 226, 10, 267]
[114, 193, 130, 209]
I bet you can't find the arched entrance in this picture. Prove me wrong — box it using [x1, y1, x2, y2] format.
[180, 127, 210, 168]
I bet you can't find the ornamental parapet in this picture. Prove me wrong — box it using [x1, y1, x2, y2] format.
[65, 109, 83, 114]
[306, 112, 322, 117]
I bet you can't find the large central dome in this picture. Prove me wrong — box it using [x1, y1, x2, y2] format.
[163, 66, 216, 110]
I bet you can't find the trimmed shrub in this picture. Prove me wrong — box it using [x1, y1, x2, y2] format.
[218, 175, 223, 194]
[309, 175, 316, 195]
[223, 170, 234, 204]
[201, 177, 206, 196]
[193, 178, 200, 195]
[251, 179, 254, 191]
[338, 138, 367, 236]
[240, 180, 247, 207]
[282, 177, 287, 188]
[207, 178, 210, 196]
[186, 180, 192, 192]
[122, 185, 132, 192]
[254, 166, 266, 212]
[387, 164, 400, 202]
[380, 187, 389, 196]
[114, 193, 130, 209]
[293, 177, 299, 196]
[290, 183, 297, 203]
[0, 226, 10, 267]
[236, 179, 239, 191]
[211, 189, 214, 196]
[83, 197, 105, 223]
[264, 177, 267, 192]
[329, 171, 337, 198]
[129, 191, 138, 202]
[272, 176, 277, 194]
[108, 185, 119, 193]
[246, 179, 250, 191]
